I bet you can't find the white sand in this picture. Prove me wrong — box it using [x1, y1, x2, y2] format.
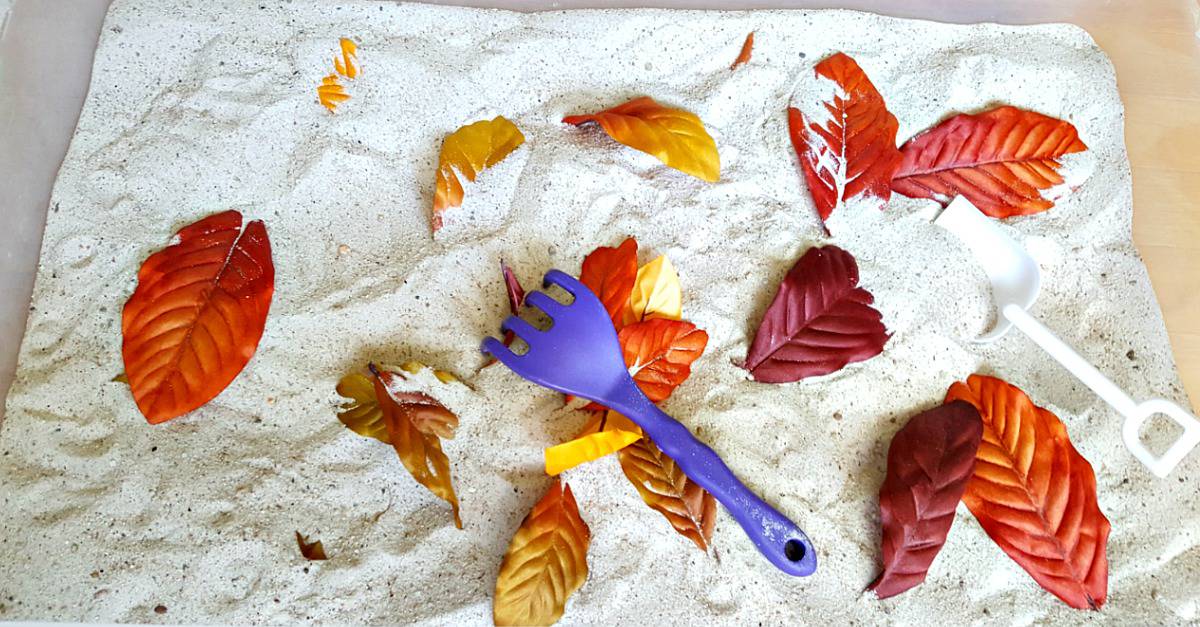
[2, 1, 1198, 623]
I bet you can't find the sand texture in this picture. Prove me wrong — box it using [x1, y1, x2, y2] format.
[1, 0, 1197, 623]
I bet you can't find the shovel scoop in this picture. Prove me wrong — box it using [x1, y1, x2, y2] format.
[935, 196, 1200, 478]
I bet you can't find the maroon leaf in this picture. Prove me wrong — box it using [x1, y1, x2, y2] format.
[742, 245, 889, 383]
[869, 401, 983, 599]
[499, 260, 526, 350]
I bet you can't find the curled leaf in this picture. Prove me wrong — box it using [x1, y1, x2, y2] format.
[295, 531, 328, 561]
[946, 375, 1110, 609]
[869, 401, 983, 599]
[619, 435, 717, 552]
[432, 116, 526, 231]
[892, 106, 1088, 218]
[317, 74, 350, 112]
[731, 32, 754, 69]
[788, 52, 901, 231]
[563, 96, 720, 182]
[498, 260, 526, 352]
[622, 254, 682, 327]
[122, 210, 274, 424]
[742, 245, 888, 383]
[619, 318, 708, 403]
[494, 479, 590, 626]
[579, 237, 639, 329]
[333, 38, 358, 78]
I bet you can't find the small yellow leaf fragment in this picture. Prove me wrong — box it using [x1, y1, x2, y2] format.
[623, 254, 683, 327]
[432, 116, 526, 231]
[399, 360, 459, 384]
[333, 38, 358, 78]
[317, 73, 350, 113]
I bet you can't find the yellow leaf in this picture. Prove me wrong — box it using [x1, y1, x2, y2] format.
[623, 254, 682, 327]
[545, 429, 641, 476]
[336, 372, 390, 443]
[619, 436, 717, 552]
[432, 116, 526, 231]
[563, 96, 720, 182]
[399, 360, 459, 385]
[317, 73, 350, 113]
[494, 479, 590, 626]
[333, 38, 358, 78]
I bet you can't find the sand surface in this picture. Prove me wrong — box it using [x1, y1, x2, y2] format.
[2, 0, 1198, 623]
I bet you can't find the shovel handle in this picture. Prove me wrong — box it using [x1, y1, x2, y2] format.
[1004, 304, 1200, 477]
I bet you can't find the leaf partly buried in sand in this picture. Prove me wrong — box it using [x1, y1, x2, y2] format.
[619, 318, 708, 403]
[494, 479, 590, 626]
[499, 260, 526, 350]
[788, 52, 901, 231]
[121, 210, 274, 424]
[742, 245, 888, 383]
[374, 368, 459, 439]
[336, 372, 390, 443]
[579, 237, 639, 329]
[295, 531, 328, 561]
[563, 96, 720, 182]
[946, 374, 1110, 610]
[619, 435, 717, 552]
[432, 116, 526, 231]
[869, 401, 983, 599]
[622, 254, 682, 327]
[544, 410, 642, 476]
[333, 38, 358, 78]
[731, 32, 754, 69]
[892, 106, 1088, 218]
[317, 74, 350, 112]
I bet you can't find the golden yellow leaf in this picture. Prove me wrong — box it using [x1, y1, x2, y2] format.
[333, 38, 358, 78]
[494, 479, 590, 626]
[619, 436, 717, 552]
[563, 96, 720, 182]
[295, 531, 328, 560]
[622, 254, 682, 327]
[336, 372, 390, 443]
[545, 429, 640, 476]
[317, 74, 350, 112]
[399, 360, 460, 385]
[432, 116, 526, 231]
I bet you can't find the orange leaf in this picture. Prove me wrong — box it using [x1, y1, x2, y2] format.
[317, 74, 350, 112]
[946, 374, 1110, 609]
[618, 318, 708, 403]
[563, 96, 720, 182]
[371, 365, 462, 528]
[579, 237, 638, 329]
[295, 531, 328, 561]
[432, 116, 525, 231]
[121, 210, 274, 424]
[731, 32, 754, 69]
[788, 52, 901, 230]
[893, 106, 1088, 218]
[619, 436, 717, 551]
[333, 38, 358, 78]
[494, 479, 590, 626]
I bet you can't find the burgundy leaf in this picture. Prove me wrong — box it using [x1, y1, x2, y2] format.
[501, 259, 525, 315]
[869, 401, 983, 599]
[742, 245, 889, 383]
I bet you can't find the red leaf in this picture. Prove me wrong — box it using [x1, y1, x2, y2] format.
[869, 401, 983, 599]
[946, 375, 1110, 609]
[892, 106, 1088, 218]
[499, 260, 526, 351]
[742, 245, 888, 383]
[731, 32, 754, 69]
[788, 53, 901, 230]
[619, 318, 708, 403]
[579, 237, 638, 329]
[122, 210, 274, 423]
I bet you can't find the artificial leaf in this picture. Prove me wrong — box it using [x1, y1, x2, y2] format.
[370, 365, 462, 528]
[622, 254, 682, 327]
[545, 429, 641, 476]
[742, 245, 888, 383]
[336, 372, 390, 443]
[731, 32, 754, 69]
[494, 479, 590, 626]
[374, 365, 458, 439]
[398, 360, 460, 386]
[579, 237, 639, 329]
[333, 38, 358, 78]
[500, 259, 526, 350]
[295, 531, 328, 561]
[946, 375, 1110, 609]
[892, 106, 1088, 218]
[869, 401, 983, 599]
[619, 318, 708, 403]
[111, 373, 129, 384]
[432, 116, 526, 231]
[563, 96, 720, 182]
[317, 74, 350, 112]
[788, 52, 901, 230]
[619, 435, 717, 552]
[122, 210, 274, 424]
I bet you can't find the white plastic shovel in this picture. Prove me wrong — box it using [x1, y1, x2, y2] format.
[935, 196, 1200, 478]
